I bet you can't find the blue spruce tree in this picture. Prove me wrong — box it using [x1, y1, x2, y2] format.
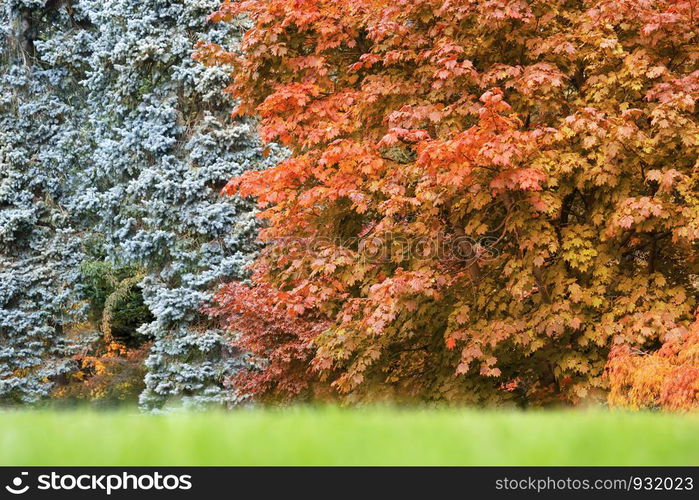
[1, 0, 274, 408]
[0, 0, 88, 403]
[71, 0, 274, 410]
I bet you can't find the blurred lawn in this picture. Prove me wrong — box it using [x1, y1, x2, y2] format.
[0, 408, 696, 466]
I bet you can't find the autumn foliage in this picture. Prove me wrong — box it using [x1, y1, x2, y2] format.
[607, 310, 699, 411]
[54, 340, 151, 406]
[198, 0, 699, 407]
[209, 276, 332, 401]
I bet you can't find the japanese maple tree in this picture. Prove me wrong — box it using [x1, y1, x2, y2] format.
[199, 0, 699, 406]
[607, 311, 699, 410]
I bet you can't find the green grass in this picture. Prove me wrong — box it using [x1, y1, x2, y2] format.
[0, 408, 697, 466]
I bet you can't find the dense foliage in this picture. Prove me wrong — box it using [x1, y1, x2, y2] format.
[199, 0, 699, 407]
[0, 1, 86, 403]
[1, 0, 697, 411]
[0, 0, 270, 409]
[607, 311, 699, 411]
[70, 0, 276, 411]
